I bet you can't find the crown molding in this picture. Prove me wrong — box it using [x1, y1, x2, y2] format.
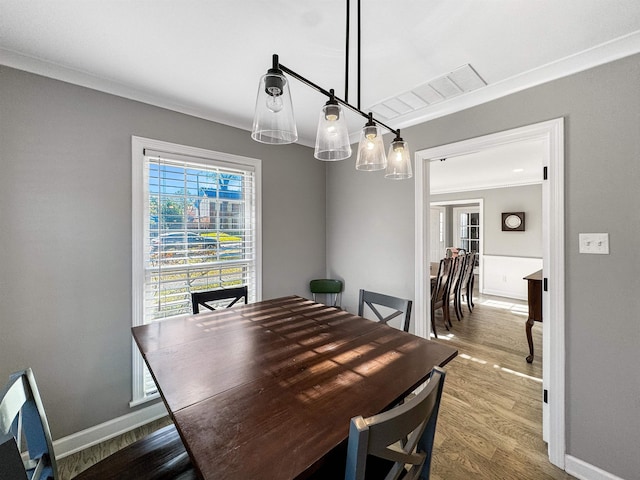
[0, 47, 251, 134]
[2, 31, 639, 142]
[391, 31, 640, 131]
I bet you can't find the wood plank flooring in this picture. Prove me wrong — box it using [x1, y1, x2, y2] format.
[429, 293, 574, 480]
[57, 292, 574, 479]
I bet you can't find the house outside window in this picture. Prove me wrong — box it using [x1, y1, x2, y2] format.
[131, 137, 262, 404]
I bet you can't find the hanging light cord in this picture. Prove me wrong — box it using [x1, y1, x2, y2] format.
[357, 0, 361, 110]
[345, 0, 349, 103]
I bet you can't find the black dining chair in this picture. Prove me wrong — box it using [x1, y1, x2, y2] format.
[458, 252, 477, 314]
[0, 368, 196, 480]
[430, 257, 453, 338]
[191, 285, 248, 313]
[447, 255, 466, 322]
[358, 289, 413, 332]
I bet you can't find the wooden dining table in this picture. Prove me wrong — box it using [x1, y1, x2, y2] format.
[132, 295, 457, 480]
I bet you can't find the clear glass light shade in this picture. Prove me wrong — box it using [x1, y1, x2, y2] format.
[385, 139, 413, 179]
[251, 72, 298, 144]
[355, 123, 387, 171]
[314, 103, 352, 161]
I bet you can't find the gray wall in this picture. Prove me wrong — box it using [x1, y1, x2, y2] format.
[433, 184, 543, 257]
[327, 54, 640, 479]
[0, 66, 326, 438]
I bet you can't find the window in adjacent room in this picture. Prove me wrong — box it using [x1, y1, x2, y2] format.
[131, 137, 262, 404]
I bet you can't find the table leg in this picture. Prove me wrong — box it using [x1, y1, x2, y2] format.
[525, 317, 535, 363]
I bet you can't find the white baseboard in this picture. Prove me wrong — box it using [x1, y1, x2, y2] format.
[565, 455, 628, 480]
[53, 401, 168, 459]
[482, 287, 528, 301]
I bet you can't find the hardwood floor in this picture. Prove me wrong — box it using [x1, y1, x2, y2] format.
[57, 292, 574, 479]
[56, 417, 171, 479]
[429, 293, 574, 480]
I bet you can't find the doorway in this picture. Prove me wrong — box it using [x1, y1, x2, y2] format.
[413, 118, 565, 468]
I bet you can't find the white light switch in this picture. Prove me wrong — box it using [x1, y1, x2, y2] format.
[579, 233, 609, 254]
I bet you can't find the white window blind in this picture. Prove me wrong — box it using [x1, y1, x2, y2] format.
[131, 137, 261, 404]
[144, 152, 257, 320]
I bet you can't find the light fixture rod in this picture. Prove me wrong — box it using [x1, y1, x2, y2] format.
[273, 55, 400, 137]
[357, 0, 361, 109]
[345, 0, 350, 103]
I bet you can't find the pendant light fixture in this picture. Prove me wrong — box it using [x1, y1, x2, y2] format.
[251, 60, 297, 144]
[315, 90, 352, 161]
[250, 0, 412, 179]
[385, 134, 413, 179]
[355, 113, 387, 171]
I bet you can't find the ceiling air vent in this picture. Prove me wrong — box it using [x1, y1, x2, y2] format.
[369, 64, 486, 120]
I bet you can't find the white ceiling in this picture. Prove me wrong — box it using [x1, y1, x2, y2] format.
[429, 139, 545, 194]
[1, 0, 639, 151]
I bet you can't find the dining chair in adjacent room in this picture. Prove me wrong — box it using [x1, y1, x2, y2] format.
[430, 257, 453, 338]
[458, 251, 477, 314]
[358, 289, 413, 332]
[310, 278, 344, 308]
[191, 285, 248, 313]
[447, 255, 466, 322]
[0, 368, 197, 480]
[310, 366, 447, 480]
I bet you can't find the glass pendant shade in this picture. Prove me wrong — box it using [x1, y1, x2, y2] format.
[251, 71, 298, 144]
[314, 101, 352, 161]
[385, 137, 413, 179]
[355, 121, 387, 171]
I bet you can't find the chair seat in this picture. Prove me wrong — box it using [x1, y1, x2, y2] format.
[309, 442, 398, 480]
[74, 424, 197, 480]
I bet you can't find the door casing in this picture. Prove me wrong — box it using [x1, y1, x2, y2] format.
[413, 118, 565, 468]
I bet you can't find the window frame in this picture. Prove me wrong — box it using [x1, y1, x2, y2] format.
[130, 136, 262, 406]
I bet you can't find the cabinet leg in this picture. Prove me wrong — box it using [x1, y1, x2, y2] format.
[525, 317, 535, 363]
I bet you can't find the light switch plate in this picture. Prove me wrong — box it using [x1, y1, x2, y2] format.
[579, 233, 609, 254]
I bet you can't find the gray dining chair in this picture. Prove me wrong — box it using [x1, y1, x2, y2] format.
[309, 367, 447, 480]
[1, 368, 196, 480]
[358, 289, 413, 332]
[0, 368, 57, 480]
[344, 367, 447, 480]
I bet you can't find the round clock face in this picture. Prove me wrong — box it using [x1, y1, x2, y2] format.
[505, 214, 522, 229]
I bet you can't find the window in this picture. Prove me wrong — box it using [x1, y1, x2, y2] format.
[454, 206, 480, 268]
[131, 137, 261, 404]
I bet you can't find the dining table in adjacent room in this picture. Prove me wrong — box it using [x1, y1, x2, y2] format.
[132, 295, 458, 480]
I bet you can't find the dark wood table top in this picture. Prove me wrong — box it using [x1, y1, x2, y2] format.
[132, 295, 457, 480]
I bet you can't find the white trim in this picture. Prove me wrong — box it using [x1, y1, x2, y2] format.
[129, 391, 160, 408]
[53, 402, 168, 459]
[0, 48, 251, 138]
[3, 32, 639, 147]
[414, 118, 565, 468]
[391, 32, 640, 136]
[565, 455, 628, 480]
[432, 179, 542, 195]
[130, 136, 263, 404]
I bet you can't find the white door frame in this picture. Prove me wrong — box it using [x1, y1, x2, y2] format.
[414, 118, 565, 468]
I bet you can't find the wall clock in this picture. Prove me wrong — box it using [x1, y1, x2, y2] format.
[502, 212, 525, 231]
